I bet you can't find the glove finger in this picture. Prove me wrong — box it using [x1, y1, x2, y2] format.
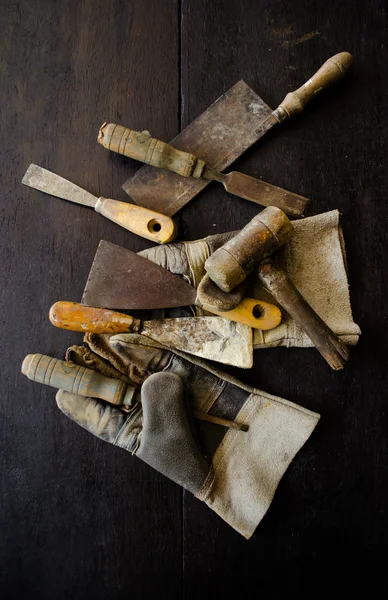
[84, 333, 153, 385]
[197, 273, 247, 312]
[56, 390, 128, 444]
[109, 334, 172, 373]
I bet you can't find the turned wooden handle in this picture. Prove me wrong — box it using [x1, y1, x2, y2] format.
[257, 260, 350, 369]
[203, 298, 282, 331]
[49, 302, 142, 334]
[95, 197, 177, 244]
[274, 52, 353, 121]
[98, 123, 206, 178]
[22, 354, 245, 429]
[21, 354, 136, 406]
[205, 207, 293, 293]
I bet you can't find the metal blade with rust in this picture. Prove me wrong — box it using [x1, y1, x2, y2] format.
[83, 240, 197, 310]
[201, 168, 308, 217]
[120, 53, 352, 216]
[122, 81, 278, 216]
[82, 240, 282, 331]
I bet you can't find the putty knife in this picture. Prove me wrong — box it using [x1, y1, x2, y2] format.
[49, 301, 253, 368]
[116, 52, 352, 216]
[22, 164, 177, 244]
[81, 240, 281, 331]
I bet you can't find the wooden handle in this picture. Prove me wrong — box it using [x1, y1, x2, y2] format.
[95, 197, 177, 244]
[257, 260, 350, 369]
[21, 354, 136, 406]
[203, 298, 282, 331]
[98, 123, 206, 178]
[274, 52, 353, 121]
[205, 207, 293, 293]
[49, 302, 142, 334]
[22, 354, 245, 428]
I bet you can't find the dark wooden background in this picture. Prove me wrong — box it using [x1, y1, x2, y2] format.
[1, 0, 387, 597]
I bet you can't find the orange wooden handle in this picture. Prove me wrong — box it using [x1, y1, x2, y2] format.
[49, 302, 141, 334]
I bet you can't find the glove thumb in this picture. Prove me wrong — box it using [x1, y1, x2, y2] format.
[136, 372, 209, 494]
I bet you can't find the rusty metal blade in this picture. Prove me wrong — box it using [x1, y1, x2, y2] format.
[141, 317, 253, 368]
[22, 164, 97, 208]
[82, 240, 197, 310]
[122, 80, 277, 216]
[218, 171, 310, 217]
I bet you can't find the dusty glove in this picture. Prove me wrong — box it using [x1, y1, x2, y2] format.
[59, 334, 320, 539]
[139, 210, 361, 348]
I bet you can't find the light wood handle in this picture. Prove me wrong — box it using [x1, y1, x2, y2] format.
[98, 123, 206, 178]
[274, 52, 353, 121]
[95, 197, 177, 244]
[49, 302, 142, 334]
[203, 298, 282, 331]
[21, 354, 136, 406]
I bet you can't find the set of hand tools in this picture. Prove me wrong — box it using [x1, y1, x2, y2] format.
[22, 52, 353, 408]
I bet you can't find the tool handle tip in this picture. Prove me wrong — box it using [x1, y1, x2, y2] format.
[275, 51, 353, 121]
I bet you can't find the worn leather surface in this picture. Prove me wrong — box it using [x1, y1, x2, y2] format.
[136, 372, 209, 494]
[85, 334, 319, 537]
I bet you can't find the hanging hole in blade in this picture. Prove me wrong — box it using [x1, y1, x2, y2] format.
[147, 219, 162, 233]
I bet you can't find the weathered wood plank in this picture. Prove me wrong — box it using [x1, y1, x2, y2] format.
[0, 1, 182, 598]
[181, 0, 388, 594]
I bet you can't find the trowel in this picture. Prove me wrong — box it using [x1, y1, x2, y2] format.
[109, 52, 352, 216]
[81, 240, 281, 330]
[48, 301, 254, 368]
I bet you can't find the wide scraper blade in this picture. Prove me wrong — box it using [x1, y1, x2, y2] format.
[122, 80, 276, 216]
[82, 240, 197, 310]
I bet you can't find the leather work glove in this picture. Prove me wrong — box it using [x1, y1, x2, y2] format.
[59, 334, 320, 539]
[139, 209, 361, 349]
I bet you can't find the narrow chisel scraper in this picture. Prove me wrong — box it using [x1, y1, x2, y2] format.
[99, 53, 352, 217]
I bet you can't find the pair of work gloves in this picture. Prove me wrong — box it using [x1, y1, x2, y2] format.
[56, 210, 360, 538]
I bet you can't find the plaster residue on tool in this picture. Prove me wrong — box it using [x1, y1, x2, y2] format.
[48, 302, 254, 368]
[22, 164, 177, 244]
[99, 52, 352, 217]
[82, 240, 281, 331]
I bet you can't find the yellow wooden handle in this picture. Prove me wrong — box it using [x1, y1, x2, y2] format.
[49, 302, 142, 334]
[98, 123, 206, 178]
[275, 52, 353, 121]
[95, 197, 177, 244]
[202, 298, 282, 331]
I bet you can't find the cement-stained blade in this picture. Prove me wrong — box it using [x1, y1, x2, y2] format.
[82, 240, 197, 310]
[22, 164, 97, 208]
[140, 317, 253, 368]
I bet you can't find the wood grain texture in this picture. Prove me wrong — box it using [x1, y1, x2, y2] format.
[1, 0, 388, 597]
[0, 1, 182, 599]
[180, 0, 388, 595]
